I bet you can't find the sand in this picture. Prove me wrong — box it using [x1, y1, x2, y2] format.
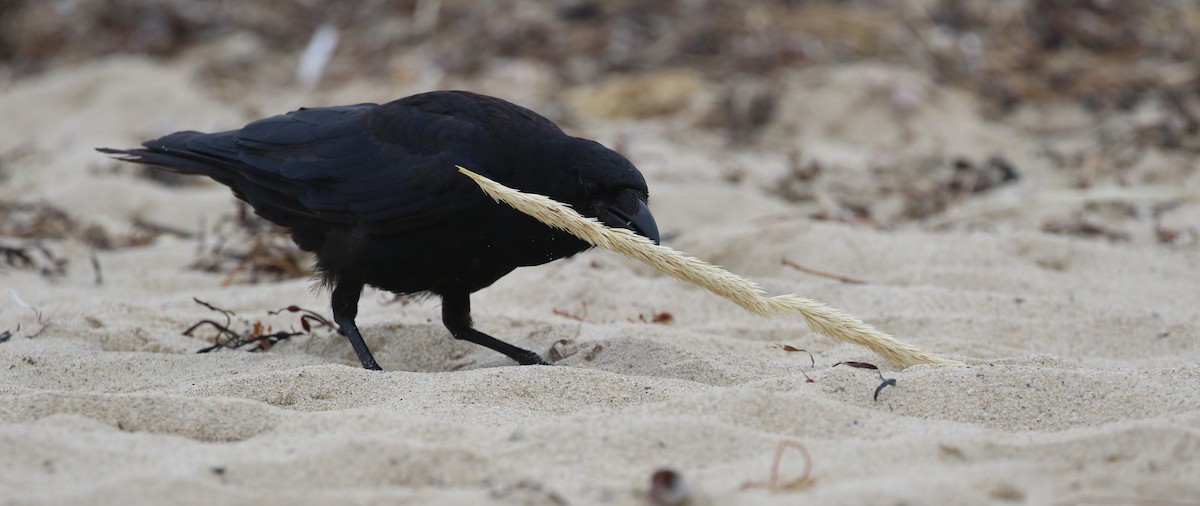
[2, 56, 1199, 506]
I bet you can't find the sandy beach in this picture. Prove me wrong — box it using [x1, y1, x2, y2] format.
[3, 2, 1200, 504]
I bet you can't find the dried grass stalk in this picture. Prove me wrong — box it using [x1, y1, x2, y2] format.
[458, 166, 961, 367]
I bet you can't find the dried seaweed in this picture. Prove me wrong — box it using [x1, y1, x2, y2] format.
[0, 240, 68, 279]
[191, 203, 312, 285]
[897, 155, 1021, 220]
[185, 298, 333, 353]
[0, 201, 76, 239]
[0, 198, 191, 253]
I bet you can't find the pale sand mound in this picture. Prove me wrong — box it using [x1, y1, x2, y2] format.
[2, 59, 1198, 505]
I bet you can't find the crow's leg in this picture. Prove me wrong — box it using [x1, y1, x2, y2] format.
[331, 281, 382, 370]
[441, 292, 548, 365]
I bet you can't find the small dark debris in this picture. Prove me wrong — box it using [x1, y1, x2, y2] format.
[834, 361, 896, 402]
[808, 203, 887, 230]
[833, 361, 879, 371]
[878, 376, 897, 400]
[777, 344, 815, 382]
[771, 156, 823, 203]
[649, 468, 688, 506]
[636, 311, 674, 324]
[488, 480, 568, 506]
[546, 338, 578, 362]
[90, 251, 102, 286]
[901, 155, 1021, 220]
[558, 2, 601, 21]
[552, 301, 588, 321]
[1042, 216, 1131, 242]
[582, 344, 604, 361]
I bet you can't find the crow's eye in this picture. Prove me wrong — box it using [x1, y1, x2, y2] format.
[582, 179, 601, 196]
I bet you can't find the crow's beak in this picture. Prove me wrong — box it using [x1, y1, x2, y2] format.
[605, 199, 660, 245]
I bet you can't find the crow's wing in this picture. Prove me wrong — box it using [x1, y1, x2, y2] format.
[242, 103, 497, 230]
[115, 92, 555, 233]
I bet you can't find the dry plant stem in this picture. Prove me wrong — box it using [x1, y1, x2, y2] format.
[782, 258, 867, 284]
[768, 440, 813, 490]
[458, 166, 961, 367]
[740, 440, 813, 491]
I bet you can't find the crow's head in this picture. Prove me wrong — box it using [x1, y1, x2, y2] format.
[563, 139, 660, 245]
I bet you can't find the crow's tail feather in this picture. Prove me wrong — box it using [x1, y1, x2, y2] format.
[96, 131, 244, 184]
[97, 132, 327, 239]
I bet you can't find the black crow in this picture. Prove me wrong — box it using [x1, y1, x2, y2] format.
[99, 91, 659, 370]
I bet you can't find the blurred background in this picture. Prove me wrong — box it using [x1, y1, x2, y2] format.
[1, 0, 1198, 282]
[4, 0, 1199, 125]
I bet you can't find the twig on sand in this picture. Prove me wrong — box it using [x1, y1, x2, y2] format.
[458, 166, 961, 368]
[782, 258, 867, 285]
